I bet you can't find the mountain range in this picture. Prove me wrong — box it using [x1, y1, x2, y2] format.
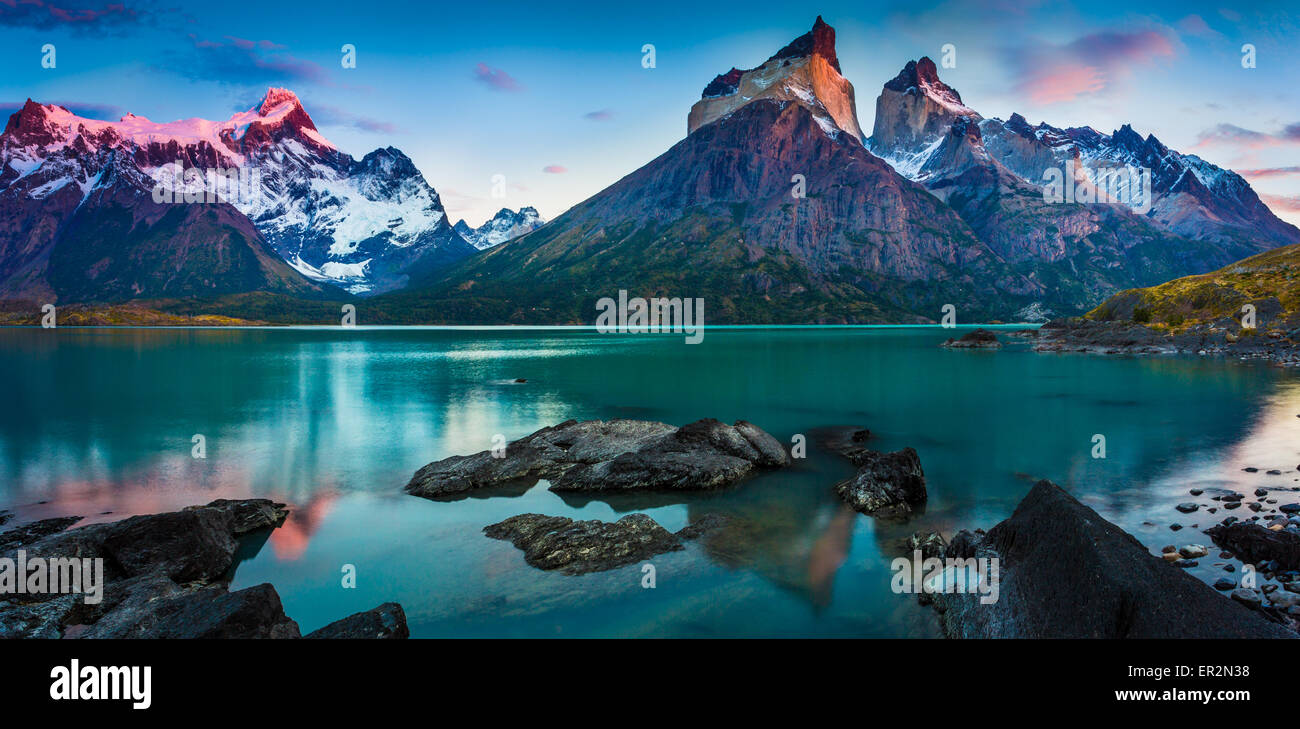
[0, 89, 524, 300]
[391, 17, 1299, 324]
[454, 207, 545, 250]
[1, 16, 1296, 324]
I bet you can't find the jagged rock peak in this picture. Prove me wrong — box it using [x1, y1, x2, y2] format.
[882, 57, 972, 113]
[769, 15, 840, 73]
[687, 17, 863, 141]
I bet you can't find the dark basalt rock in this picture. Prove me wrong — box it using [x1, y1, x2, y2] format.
[0, 515, 83, 552]
[931, 481, 1294, 638]
[483, 512, 725, 575]
[1206, 522, 1300, 571]
[406, 418, 791, 499]
[834, 447, 926, 517]
[80, 583, 301, 639]
[0, 499, 406, 639]
[906, 531, 947, 560]
[941, 328, 1002, 349]
[946, 529, 983, 559]
[306, 602, 409, 639]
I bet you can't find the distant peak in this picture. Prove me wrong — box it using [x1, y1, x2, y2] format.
[258, 88, 303, 116]
[884, 58, 957, 101]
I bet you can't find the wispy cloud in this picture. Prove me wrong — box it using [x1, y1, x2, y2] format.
[473, 63, 522, 92]
[1194, 123, 1300, 149]
[162, 35, 328, 85]
[542, 165, 567, 174]
[1003, 29, 1176, 104]
[1260, 193, 1300, 213]
[0, 0, 141, 33]
[1238, 166, 1300, 179]
[1176, 14, 1222, 39]
[583, 109, 614, 121]
[307, 102, 400, 134]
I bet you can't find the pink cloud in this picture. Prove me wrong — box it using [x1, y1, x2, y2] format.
[473, 63, 523, 92]
[1260, 193, 1300, 214]
[1006, 28, 1176, 104]
[1020, 64, 1105, 105]
[1177, 14, 1220, 38]
[583, 109, 614, 121]
[1238, 167, 1300, 179]
[1194, 123, 1300, 150]
[0, 0, 140, 31]
[542, 165, 567, 174]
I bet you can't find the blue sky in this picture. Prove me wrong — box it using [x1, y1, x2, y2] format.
[2, 0, 1298, 226]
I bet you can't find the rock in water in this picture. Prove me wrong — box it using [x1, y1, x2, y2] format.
[405, 418, 790, 499]
[0, 515, 84, 551]
[483, 512, 725, 575]
[906, 531, 947, 560]
[306, 603, 410, 639]
[0, 499, 407, 639]
[931, 481, 1294, 638]
[834, 448, 926, 517]
[940, 329, 1002, 349]
[1206, 522, 1300, 571]
[80, 583, 302, 639]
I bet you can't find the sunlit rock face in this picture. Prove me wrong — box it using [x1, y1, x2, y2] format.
[687, 16, 865, 143]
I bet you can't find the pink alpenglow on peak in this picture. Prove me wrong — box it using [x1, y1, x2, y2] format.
[0, 89, 475, 298]
[686, 16, 864, 143]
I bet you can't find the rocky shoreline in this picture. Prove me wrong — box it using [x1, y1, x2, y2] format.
[408, 417, 1297, 639]
[0, 499, 408, 639]
[924, 481, 1296, 638]
[1034, 318, 1300, 366]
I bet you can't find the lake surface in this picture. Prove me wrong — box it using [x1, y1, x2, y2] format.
[1, 326, 1298, 637]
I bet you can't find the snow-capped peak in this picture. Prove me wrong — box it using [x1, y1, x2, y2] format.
[455, 206, 545, 250]
[259, 88, 304, 116]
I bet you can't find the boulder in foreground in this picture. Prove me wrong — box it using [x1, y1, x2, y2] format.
[931, 481, 1294, 638]
[0, 500, 408, 639]
[406, 418, 791, 499]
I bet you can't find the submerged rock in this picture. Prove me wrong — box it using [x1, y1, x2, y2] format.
[406, 418, 790, 499]
[305, 602, 409, 639]
[483, 512, 725, 575]
[930, 481, 1294, 638]
[940, 328, 1002, 349]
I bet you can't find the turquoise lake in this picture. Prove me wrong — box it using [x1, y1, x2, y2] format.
[1, 326, 1298, 637]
